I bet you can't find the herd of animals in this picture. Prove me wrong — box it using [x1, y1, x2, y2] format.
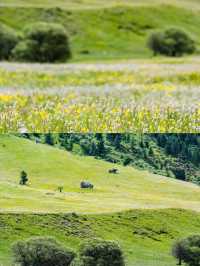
[80, 168, 119, 189]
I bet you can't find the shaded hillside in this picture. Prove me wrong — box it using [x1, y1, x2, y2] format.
[25, 134, 200, 184]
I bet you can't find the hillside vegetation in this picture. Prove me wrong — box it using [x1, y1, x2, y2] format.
[25, 134, 200, 185]
[0, 135, 200, 265]
[0, 210, 200, 266]
[0, 135, 200, 213]
[0, 2, 200, 60]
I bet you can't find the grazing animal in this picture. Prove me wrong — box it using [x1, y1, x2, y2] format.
[80, 181, 94, 189]
[35, 139, 40, 144]
[108, 168, 119, 174]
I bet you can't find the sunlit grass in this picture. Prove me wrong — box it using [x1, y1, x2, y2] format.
[0, 135, 200, 213]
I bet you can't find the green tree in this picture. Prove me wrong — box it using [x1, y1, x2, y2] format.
[12, 237, 76, 266]
[148, 28, 195, 57]
[172, 235, 200, 266]
[0, 23, 19, 60]
[13, 22, 71, 62]
[19, 170, 28, 185]
[79, 239, 125, 266]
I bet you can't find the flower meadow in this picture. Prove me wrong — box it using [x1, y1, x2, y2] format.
[0, 61, 200, 133]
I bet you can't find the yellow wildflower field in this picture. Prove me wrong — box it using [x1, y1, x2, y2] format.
[0, 60, 199, 132]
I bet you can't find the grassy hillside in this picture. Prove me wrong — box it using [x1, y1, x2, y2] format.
[26, 134, 200, 184]
[0, 3, 200, 60]
[0, 209, 200, 266]
[0, 135, 200, 265]
[0, 135, 200, 213]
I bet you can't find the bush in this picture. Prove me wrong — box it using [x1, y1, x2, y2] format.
[12, 237, 76, 266]
[148, 28, 195, 57]
[13, 22, 71, 62]
[19, 170, 28, 185]
[79, 239, 125, 266]
[172, 235, 200, 266]
[0, 23, 19, 60]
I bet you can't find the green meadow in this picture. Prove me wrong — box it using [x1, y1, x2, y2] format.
[1, 2, 200, 61]
[0, 135, 200, 213]
[1, 210, 200, 266]
[0, 135, 200, 265]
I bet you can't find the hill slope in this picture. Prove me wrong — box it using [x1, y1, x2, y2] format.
[26, 134, 200, 184]
[0, 135, 200, 213]
[0, 210, 200, 266]
[0, 135, 200, 266]
[1, 2, 200, 60]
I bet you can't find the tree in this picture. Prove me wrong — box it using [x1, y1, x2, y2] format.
[147, 31, 164, 56]
[0, 23, 19, 60]
[19, 170, 28, 185]
[12, 22, 71, 62]
[95, 134, 105, 156]
[58, 186, 64, 193]
[12, 237, 76, 266]
[79, 239, 125, 266]
[44, 133, 55, 145]
[172, 235, 200, 266]
[148, 28, 195, 57]
[172, 239, 188, 265]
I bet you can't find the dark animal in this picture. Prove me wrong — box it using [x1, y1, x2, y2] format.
[108, 168, 119, 174]
[80, 181, 94, 189]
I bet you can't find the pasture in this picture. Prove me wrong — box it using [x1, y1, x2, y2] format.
[0, 135, 200, 265]
[0, 135, 200, 213]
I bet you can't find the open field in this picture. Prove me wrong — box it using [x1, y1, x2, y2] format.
[0, 59, 199, 132]
[0, 135, 200, 265]
[0, 135, 200, 213]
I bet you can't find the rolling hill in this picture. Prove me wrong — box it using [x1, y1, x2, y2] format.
[0, 135, 200, 265]
[0, 1, 200, 60]
[0, 135, 200, 213]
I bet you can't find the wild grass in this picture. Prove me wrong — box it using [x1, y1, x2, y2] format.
[0, 61, 199, 132]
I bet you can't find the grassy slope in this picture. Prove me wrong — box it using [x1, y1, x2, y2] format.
[1, 3, 200, 60]
[0, 210, 200, 266]
[0, 135, 200, 214]
[0, 136, 200, 265]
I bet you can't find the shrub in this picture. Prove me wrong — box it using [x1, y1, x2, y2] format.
[0, 23, 19, 60]
[79, 238, 125, 266]
[12, 40, 36, 62]
[12, 237, 76, 266]
[148, 28, 195, 57]
[19, 170, 28, 185]
[13, 22, 71, 62]
[172, 235, 200, 266]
